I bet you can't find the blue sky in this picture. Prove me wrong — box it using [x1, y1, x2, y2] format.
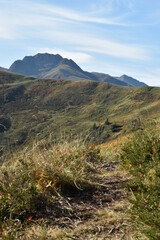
[0, 0, 160, 86]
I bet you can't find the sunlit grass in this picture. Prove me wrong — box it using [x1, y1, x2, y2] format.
[0, 139, 101, 238]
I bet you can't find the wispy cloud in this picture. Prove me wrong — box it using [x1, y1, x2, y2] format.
[42, 31, 148, 61]
[0, 0, 128, 30]
[37, 3, 127, 26]
[0, 0, 149, 61]
[76, 37, 148, 61]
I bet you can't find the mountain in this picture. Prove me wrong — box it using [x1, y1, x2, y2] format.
[116, 74, 147, 87]
[9, 53, 146, 87]
[9, 53, 63, 78]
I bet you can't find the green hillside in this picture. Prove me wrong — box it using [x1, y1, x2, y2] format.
[0, 70, 160, 239]
[0, 71, 160, 155]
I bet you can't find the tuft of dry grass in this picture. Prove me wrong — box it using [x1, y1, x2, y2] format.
[121, 129, 160, 239]
[0, 139, 101, 238]
[24, 225, 73, 240]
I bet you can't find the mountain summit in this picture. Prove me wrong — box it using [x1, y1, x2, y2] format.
[9, 53, 147, 87]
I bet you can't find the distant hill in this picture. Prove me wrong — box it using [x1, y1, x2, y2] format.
[0, 67, 8, 71]
[9, 53, 146, 87]
[90, 72, 130, 86]
[0, 70, 35, 84]
[116, 75, 147, 87]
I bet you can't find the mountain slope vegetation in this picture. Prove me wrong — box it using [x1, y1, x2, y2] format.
[0, 70, 159, 155]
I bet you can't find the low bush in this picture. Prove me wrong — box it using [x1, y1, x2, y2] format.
[120, 130, 160, 239]
[111, 123, 122, 133]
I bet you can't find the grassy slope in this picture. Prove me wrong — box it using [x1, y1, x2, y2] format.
[0, 71, 159, 239]
[0, 71, 160, 154]
[0, 134, 149, 239]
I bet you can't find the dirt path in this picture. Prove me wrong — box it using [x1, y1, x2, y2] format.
[25, 160, 135, 240]
[65, 161, 130, 240]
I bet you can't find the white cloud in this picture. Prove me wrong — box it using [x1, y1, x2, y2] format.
[0, 26, 13, 39]
[42, 31, 148, 61]
[136, 72, 160, 87]
[0, 15, 16, 39]
[77, 38, 148, 61]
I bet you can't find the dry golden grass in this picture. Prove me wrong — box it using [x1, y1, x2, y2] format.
[0, 133, 152, 239]
[0, 139, 102, 239]
[24, 225, 73, 240]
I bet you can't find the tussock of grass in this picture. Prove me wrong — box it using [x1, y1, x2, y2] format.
[0, 140, 101, 238]
[24, 225, 72, 240]
[121, 129, 160, 240]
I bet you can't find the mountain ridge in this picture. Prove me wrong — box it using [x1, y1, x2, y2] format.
[8, 53, 147, 87]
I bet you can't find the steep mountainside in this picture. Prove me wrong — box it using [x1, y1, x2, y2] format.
[0, 70, 159, 155]
[43, 63, 90, 80]
[9, 53, 63, 77]
[9, 53, 146, 86]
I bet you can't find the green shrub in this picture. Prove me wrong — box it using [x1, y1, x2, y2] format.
[120, 130, 160, 239]
[104, 118, 111, 125]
